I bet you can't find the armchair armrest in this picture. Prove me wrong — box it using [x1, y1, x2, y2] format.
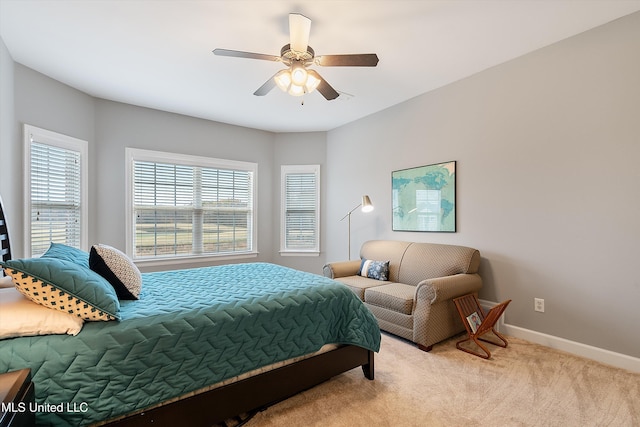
[411, 273, 482, 349]
[323, 260, 361, 279]
[415, 273, 482, 304]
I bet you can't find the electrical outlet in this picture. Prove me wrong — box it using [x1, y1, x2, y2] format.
[534, 298, 545, 313]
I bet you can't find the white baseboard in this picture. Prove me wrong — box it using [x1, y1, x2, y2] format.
[478, 299, 640, 373]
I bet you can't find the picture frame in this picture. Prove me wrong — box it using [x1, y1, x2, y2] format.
[466, 311, 482, 334]
[392, 161, 456, 232]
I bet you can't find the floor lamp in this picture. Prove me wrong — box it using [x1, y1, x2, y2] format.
[340, 195, 374, 260]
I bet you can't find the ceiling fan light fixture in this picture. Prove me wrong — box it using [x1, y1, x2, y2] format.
[304, 72, 321, 93]
[274, 65, 319, 97]
[288, 83, 306, 97]
[274, 69, 292, 92]
[290, 62, 308, 86]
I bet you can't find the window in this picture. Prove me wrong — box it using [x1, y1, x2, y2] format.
[23, 125, 88, 257]
[125, 148, 257, 264]
[280, 165, 320, 255]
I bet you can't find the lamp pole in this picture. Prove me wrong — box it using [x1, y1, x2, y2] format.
[340, 195, 374, 260]
[340, 203, 361, 260]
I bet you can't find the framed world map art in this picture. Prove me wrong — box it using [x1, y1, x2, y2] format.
[392, 161, 456, 232]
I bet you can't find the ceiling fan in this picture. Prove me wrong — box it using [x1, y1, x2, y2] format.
[213, 13, 379, 100]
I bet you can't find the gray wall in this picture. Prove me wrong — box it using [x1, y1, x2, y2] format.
[0, 38, 18, 255]
[325, 12, 640, 358]
[272, 131, 327, 273]
[9, 64, 95, 258]
[8, 63, 279, 269]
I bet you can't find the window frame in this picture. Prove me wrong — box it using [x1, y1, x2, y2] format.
[280, 164, 320, 256]
[23, 124, 88, 257]
[125, 148, 258, 267]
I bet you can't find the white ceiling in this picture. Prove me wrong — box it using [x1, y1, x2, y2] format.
[2, 1, 639, 133]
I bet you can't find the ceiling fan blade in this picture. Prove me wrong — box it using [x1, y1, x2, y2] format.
[315, 54, 379, 67]
[307, 70, 339, 100]
[213, 48, 281, 62]
[253, 73, 278, 96]
[289, 13, 311, 53]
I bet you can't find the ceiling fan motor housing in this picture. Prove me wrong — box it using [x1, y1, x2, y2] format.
[281, 44, 315, 64]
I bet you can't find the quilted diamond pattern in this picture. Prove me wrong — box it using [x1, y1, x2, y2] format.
[398, 243, 480, 286]
[365, 283, 415, 314]
[0, 263, 381, 427]
[41, 243, 90, 268]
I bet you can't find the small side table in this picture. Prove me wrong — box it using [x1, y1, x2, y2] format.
[0, 369, 35, 427]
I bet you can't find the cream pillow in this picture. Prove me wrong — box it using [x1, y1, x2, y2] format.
[0, 287, 84, 339]
[0, 275, 13, 288]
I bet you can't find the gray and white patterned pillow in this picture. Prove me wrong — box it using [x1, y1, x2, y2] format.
[358, 259, 390, 281]
[89, 244, 142, 300]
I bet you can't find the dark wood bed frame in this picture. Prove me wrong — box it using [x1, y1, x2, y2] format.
[0, 198, 375, 427]
[102, 346, 373, 426]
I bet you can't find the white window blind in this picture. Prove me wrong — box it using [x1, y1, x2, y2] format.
[24, 125, 88, 257]
[127, 149, 256, 261]
[281, 165, 320, 254]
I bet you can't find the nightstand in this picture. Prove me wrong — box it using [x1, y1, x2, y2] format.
[0, 369, 35, 427]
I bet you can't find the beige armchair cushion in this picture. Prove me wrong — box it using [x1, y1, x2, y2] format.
[360, 240, 411, 282]
[398, 242, 480, 285]
[365, 283, 414, 315]
[335, 275, 391, 300]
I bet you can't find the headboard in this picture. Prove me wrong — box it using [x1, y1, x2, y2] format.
[0, 195, 11, 262]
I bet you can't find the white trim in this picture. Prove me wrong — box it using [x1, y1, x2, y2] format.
[280, 164, 320, 254]
[124, 148, 134, 257]
[479, 298, 640, 373]
[125, 147, 257, 171]
[279, 251, 320, 257]
[134, 252, 258, 268]
[23, 124, 89, 255]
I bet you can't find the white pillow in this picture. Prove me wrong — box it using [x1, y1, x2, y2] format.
[0, 275, 13, 288]
[0, 287, 84, 339]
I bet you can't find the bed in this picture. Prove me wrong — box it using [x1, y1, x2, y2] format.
[0, 200, 381, 426]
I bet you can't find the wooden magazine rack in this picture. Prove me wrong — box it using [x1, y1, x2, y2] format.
[453, 293, 511, 359]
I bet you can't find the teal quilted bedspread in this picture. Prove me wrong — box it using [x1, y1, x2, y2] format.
[0, 262, 381, 426]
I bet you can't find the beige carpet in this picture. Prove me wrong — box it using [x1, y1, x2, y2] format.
[244, 333, 640, 426]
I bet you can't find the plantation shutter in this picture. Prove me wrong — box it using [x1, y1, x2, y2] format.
[282, 166, 319, 252]
[30, 142, 83, 256]
[133, 161, 194, 257]
[200, 168, 253, 253]
[132, 159, 254, 258]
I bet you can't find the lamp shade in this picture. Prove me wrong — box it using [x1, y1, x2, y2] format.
[288, 84, 306, 96]
[304, 72, 321, 93]
[290, 62, 308, 86]
[274, 70, 292, 92]
[361, 195, 374, 212]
